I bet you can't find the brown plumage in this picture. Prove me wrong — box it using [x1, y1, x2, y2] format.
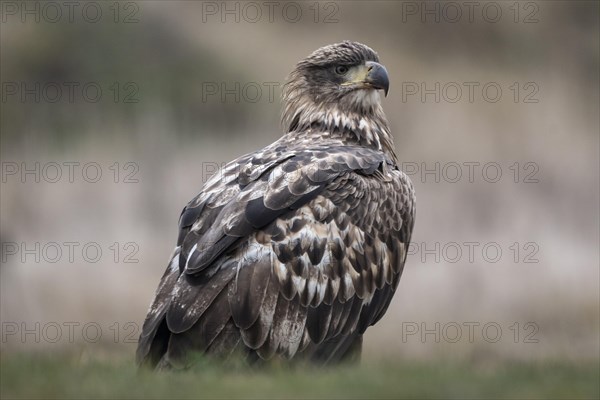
[136, 41, 416, 369]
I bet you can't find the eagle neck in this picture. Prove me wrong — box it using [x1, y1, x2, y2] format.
[284, 105, 398, 163]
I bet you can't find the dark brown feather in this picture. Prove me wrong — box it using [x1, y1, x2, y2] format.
[166, 261, 236, 334]
[228, 257, 272, 330]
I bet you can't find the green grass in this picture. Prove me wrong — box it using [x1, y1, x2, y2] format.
[1, 352, 598, 399]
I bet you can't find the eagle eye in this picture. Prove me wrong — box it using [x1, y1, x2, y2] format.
[334, 65, 349, 75]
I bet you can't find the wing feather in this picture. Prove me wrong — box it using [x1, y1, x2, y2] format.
[165, 260, 236, 334]
[136, 137, 416, 368]
[136, 251, 180, 365]
[228, 254, 272, 331]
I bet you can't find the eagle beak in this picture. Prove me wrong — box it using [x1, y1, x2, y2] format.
[364, 61, 390, 97]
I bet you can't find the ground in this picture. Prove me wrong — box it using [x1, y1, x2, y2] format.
[1, 352, 598, 399]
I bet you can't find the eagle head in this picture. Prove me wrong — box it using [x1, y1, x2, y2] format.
[282, 41, 391, 140]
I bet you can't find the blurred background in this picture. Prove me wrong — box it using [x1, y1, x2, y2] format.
[1, 0, 598, 395]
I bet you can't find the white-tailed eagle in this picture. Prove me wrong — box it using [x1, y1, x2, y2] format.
[137, 41, 416, 369]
